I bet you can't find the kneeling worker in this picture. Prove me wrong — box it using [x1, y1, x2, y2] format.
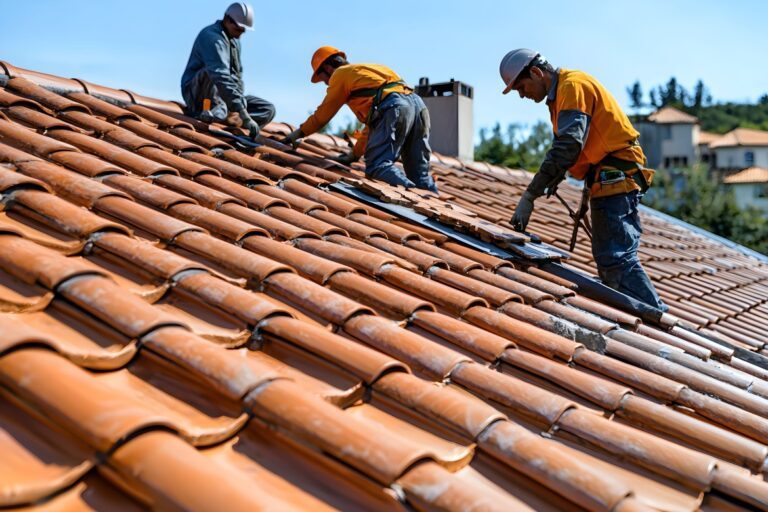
[500, 48, 667, 311]
[281, 47, 437, 193]
[181, 2, 276, 139]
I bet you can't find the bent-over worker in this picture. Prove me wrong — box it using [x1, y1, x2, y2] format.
[281, 46, 437, 193]
[500, 48, 667, 311]
[181, 2, 275, 139]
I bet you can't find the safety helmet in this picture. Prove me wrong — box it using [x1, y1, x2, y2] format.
[224, 2, 254, 31]
[499, 48, 540, 94]
[311, 46, 346, 83]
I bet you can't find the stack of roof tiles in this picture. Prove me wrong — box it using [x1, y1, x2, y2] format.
[1, 61, 767, 512]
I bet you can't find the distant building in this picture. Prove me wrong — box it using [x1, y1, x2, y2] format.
[636, 106, 700, 169]
[722, 166, 768, 211]
[710, 128, 768, 210]
[697, 130, 720, 167]
[637, 107, 768, 211]
[708, 127, 768, 171]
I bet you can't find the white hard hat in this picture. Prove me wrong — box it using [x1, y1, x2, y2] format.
[499, 49, 540, 94]
[225, 2, 254, 31]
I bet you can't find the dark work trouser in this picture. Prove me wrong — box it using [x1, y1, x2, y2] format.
[181, 69, 276, 126]
[364, 92, 437, 193]
[590, 191, 668, 312]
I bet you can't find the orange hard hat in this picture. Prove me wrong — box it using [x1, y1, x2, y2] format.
[311, 46, 346, 83]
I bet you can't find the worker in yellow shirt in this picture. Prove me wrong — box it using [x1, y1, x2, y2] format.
[500, 49, 667, 312]
[281, 46, 438, 193]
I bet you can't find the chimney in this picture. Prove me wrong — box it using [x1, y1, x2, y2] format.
[415, 78, 474, 161]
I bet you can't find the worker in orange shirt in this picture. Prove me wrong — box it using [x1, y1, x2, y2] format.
[500, 49, 667, 312]
[281, 46, 438, 193]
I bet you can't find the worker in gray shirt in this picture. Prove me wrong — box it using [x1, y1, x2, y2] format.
[181, 2, 275, 139]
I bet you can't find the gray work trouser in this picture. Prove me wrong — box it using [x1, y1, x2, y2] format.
[364, 92, 437, 193]
[181, 69, 276, 126]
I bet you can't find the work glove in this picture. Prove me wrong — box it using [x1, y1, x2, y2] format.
[280, 129, 304, 149]
[511, 191, 536, 232]
[544, 172, 567, 198]
[239, 109, 261, 140]
[225, 111, 242, 128]
[329, 151, 357, 166]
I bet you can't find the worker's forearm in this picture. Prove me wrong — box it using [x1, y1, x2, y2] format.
[210, 75, 246, 112]
[526, 109, 589, 198]
[526, 135, 582, 198]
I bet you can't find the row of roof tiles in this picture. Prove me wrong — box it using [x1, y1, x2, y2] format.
[0, 63, 767, 511]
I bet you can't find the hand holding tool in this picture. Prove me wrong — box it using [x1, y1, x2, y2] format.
[280, 129, 304, 149]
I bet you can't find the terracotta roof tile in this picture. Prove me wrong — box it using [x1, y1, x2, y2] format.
[380, 265, 488, 316]
[646, 106, 698, 124]
[108, 430, 328, 511]
[6, 105, 83, 132]
[328, 271, 434, 319]
[5, 76, 89, 112]
[3, 64, 768, 511]
[710, 127, 768, 148]
[723, 166, 768, 184]
[0, 388, 94, 507]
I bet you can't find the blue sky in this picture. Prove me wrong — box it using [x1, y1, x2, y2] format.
[2, 0, 767, 140]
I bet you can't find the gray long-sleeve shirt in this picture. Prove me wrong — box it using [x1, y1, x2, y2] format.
[527, 70, 591, 198]
[181, 20, 246, 115]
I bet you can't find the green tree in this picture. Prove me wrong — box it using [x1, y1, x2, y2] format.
[692, 80, 707, 111]
[627, 81, 644, 112]
[628, 78, 768, 133]
[645, 165, 768, 254]
[649, 89, 660, 108]
[652, 76, 688, 108]
[475, 121, 551, 171]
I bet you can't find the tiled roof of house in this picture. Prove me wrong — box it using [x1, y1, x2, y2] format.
[1, 61, 768, 511]
[698, 130, 721, 146]
[710, 127, 768, 148]
[646, 106, 699, 124]
[724, 166, 768, 184]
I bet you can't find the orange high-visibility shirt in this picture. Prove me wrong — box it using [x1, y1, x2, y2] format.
[299, 63, 410, 156]
[549, 68, 645, 180]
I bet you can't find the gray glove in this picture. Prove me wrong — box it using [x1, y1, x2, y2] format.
[239, 110, 260, 139]
[544, 172, 567, 198]
[330, 151, 357, 165]
[280, 129, 304, 149]
[511, 191, 536, 232]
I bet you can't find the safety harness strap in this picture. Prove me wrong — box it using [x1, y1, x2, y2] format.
[350, 81, 408, 124]
[349, 81, 406, 98]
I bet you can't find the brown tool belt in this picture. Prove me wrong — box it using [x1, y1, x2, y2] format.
[589, 155, 655, 199]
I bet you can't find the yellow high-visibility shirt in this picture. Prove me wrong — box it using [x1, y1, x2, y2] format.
[549, 68, 645, 180]
[299, 63, 410, 157]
